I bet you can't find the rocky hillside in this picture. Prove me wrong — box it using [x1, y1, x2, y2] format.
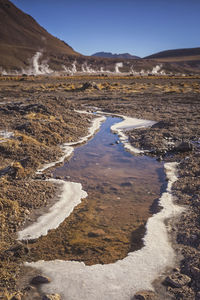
[0, 0, 80, 71]
[0, 0, 199, 74]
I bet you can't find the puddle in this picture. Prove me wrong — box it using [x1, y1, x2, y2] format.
[26, 116, 165, 265]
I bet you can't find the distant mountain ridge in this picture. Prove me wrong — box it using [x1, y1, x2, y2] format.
[92, 52, 140, 59]
[0, 0, 199, 74]
[145, 47, 200, 62]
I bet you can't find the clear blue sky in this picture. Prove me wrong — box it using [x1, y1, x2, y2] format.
[11, 0, 200, 57]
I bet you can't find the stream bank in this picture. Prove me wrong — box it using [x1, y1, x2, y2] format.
[0, 75, 199, 299]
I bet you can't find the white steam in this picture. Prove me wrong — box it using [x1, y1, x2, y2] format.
[151, 64, 165, 75]
[152, 64, 161, 74]
[0, 54, 168, 76]
[1, 69, 8, 76]
[62, 61, 77, 75]
[22, 52, 53, 75]
[115, 62, 123, 73]
[81, 62, 96, 73]
[62, 61, 124, 75]
[129, 64, 166, 76]
[71, 61, 77, 74]
[32, 52, 42, 74]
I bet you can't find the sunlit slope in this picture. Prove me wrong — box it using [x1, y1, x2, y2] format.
[145, 47, 200, 62]
[0, 0, 80, 70]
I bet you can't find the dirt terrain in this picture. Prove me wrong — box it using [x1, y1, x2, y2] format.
[0, 74, 199, 299]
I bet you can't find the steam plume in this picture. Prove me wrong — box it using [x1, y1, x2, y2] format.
[115, 62, 123, 73]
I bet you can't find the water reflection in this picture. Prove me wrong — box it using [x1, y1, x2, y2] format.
[30, 117, 165, 264]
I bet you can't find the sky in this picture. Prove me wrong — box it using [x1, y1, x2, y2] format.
[11, 0, 200, 57]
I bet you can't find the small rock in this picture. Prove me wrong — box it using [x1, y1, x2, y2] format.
[35, 174, 46, 180]
[11, 292, 23, 300]
[55, 176, 63, 179]
[133, 290, 157, 300]
[24, 285, 37, 292]
[174, 141, 194, 152]
[24, 209, 30, 215]
[120, 181, 132, 187]
[88, 229, 105, 237]
[196, 291, 200, 299]
[7, 241, 29, 257]
[165, 272, 191, 288]
[30, 275, 51, 285]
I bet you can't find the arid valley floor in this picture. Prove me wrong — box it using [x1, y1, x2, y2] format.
[0, 74, 200, 300]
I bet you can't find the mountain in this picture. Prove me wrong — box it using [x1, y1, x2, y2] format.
[144, 47, 200, 62]
[0, 0, 199, 75]
[92, 52, 140, 59]
[0, 0, 80, 71]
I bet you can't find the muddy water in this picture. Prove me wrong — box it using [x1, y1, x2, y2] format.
[28, 117, 165, 265]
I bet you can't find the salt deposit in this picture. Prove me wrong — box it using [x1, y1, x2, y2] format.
[36, 146, 73, 174]
[111, 116, 156, 153]
[18, 181, 87, 240]
[0, 130, 14, 143]
[26, 162, 184, 300]
[37, 115, 105, 173]
[18, 114, 105, 239]
[20, 111, 184, 298]
[96, 111, 156, 154]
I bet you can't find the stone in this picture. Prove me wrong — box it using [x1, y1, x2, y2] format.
[133, 291, 157, 300]
[81, 81, 100, 91]
[88, 229, 105, 237]
[165, 272, 191, 288]
[174, 141, 194, 152]
[11, 296, 21, 300]
[30, 275, 51, 285]
[196, 291, 200, 299]
[7, 241, 29, 257]
[11, 292, 23, 300]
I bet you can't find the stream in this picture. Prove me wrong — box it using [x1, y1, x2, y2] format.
[18, 115, 183, 299]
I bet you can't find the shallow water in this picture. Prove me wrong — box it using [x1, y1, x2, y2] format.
[27, 116, 165, 264]
[54, 117, 165, 220]
[54, 116, 163, 184]
[26, 162, 183, 300]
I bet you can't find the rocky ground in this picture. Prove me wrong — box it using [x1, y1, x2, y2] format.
[0, 74, 199, 299]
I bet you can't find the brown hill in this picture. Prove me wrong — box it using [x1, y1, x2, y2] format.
[0, 0, 80, 71]
[144, 47, 200, 63]
[0, 0, 199, 75]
